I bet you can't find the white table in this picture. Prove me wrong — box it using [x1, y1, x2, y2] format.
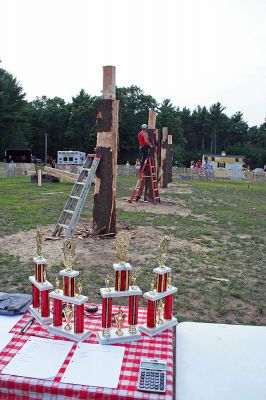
[176, 322, 266, 400]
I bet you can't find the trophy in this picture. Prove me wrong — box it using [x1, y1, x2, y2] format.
[97, 231, 142, 344]
[28, 230, 53, 325]
[48, 239, 92, 342]
[63, 304, 73, 331]
[115, 307, 125, 336]
[139, 234, 178, 337]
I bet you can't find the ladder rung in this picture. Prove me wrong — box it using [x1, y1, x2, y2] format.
[70, 195, 80, 200]
[58, 223, 68, 229]
[76, 181, 85, 185]
[82, 168, 91, 171]
[155, 196, 160, 199]
[143, 175, 151, 178]
[63, 209, 74, 214]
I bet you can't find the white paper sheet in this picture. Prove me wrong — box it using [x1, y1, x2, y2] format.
[1, 336, 74, 379]
[61, 343, 125, 388]
[0, 315, 22, 334]
[0, 333, 14, 352]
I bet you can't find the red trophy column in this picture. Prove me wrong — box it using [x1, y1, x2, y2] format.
[156, 273, 168, 292]
[32, 285, 40, 308]
[147, 300, 157, 328]
[53, 299, 62, 326]
[41, 290, 50, 317]
[128, 295, 139, 326]
[63, 276, 75, 297]
[164, 294, 173, 320]
[102, 297, 112, 336]
[115, 270, 130, 291]
[74, 304, 84, 334]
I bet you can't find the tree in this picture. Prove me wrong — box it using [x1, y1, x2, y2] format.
[116, 86, 158, 162]
[157, 99, 184, 164]
[27, 96, 70, 159]
[65, 89, 98, 153]
[0, 67, 28, 159]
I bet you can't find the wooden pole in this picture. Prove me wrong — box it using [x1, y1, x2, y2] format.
[144, 111, 157, 202]
[167, 134, 173, 184]
[93, 66, 119, 234]
[160, 127, 168, 188]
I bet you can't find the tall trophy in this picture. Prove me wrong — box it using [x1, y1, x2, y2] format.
[139, 235, 177, 337]
[48, 238, 92, 342]
[28, 230, 53, 325]
[97, 231, 142, 344]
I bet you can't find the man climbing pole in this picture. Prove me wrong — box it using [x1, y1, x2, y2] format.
[138, 124, 152, 168]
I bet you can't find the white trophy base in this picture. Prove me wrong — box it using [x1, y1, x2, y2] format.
[139, 317, 177, 337]
[48, 324, 92, 342]
[97, 327, 142, 344]
[29, 305, 53, 325]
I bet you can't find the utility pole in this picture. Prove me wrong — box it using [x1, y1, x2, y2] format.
[44, 132, 47, 165]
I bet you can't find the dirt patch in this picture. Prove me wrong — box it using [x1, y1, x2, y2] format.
[0, 219, 209, 266]
[160, 183, 193, 194]
[117, 197, 191, 216]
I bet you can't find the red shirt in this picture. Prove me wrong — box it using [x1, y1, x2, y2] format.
[138, 130, 150, 147]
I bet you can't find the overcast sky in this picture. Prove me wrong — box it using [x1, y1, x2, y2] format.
[1, 0, 266, 126]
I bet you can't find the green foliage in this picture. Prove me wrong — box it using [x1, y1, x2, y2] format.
[0, 68, 28, 158]
[116, 85, 158, 163]
[1, 66, 266, 168]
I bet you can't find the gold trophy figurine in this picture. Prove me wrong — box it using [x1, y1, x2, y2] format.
[157, 299, 165, 324]
[36, 229, 44, 259]
[42, 269, 48, 285]
[115, 231, 131, 265]
[157, 236, 171, 269]
[55, 276, 61, 293]
[63, 238, 76, 272]
[150, 279, 156, 295]
[167, 273, 172, 289]
[115, 307, 125, 336]
[76, 279, 82, 298]
[63, 304, 73, 331]
[105, 274, 111, 292]
[131, 271, 137, 289]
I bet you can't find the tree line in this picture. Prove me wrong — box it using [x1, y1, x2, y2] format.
[1, 66, 265, 167]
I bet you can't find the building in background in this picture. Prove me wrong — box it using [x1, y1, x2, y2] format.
[202, 152, 245, 179]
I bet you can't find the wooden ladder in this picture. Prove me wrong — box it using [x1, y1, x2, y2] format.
[129, 157, 160, 205]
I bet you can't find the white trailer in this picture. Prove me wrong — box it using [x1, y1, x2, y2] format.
[57, 151, 86, 165]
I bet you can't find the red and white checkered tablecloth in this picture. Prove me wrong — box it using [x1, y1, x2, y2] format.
[0, 305, 174, 400]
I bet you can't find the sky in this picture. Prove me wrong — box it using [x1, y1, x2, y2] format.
[1, 0, 266, 126]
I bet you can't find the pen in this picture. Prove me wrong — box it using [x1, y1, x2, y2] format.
[20, 317, 35, 334]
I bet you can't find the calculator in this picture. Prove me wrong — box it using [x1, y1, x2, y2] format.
[137, 358, 167, 393]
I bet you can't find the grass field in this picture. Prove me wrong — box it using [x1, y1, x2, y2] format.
[0, 176, 265, 325]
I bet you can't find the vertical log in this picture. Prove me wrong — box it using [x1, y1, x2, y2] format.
[93, 66, 119, 234]
[167, 134, 173, 183]
[160, 127, 168, 188]
[144, 111, 157, 202]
